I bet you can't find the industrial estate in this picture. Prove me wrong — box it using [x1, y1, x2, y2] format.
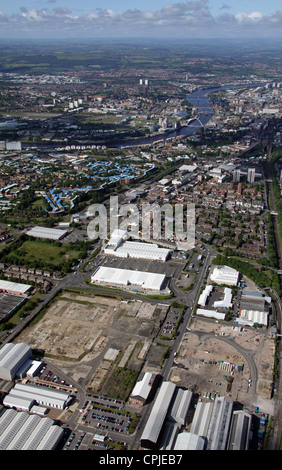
[0, 38, 281, 454]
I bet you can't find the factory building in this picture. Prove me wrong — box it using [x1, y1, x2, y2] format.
[91, 266, 167, 292]
[206, 396, 233, 450]
[210, 265, 239, 286]
[196, 308, 226, 321]
[213, 288, 233, 309]
[130, 372, 155, 405]
[167, 388, 192, 426]
[104, 229, 171, 261]
[141, 381, 176, 449]
[0, 343, 32, 381]
[235, 309, 268, 328]
[0, 408, 64, 450]
[174, 432, 205, 450]
[26, 225, 68, 240]
[0, 280, 32, 296]
[198, 285, 213, 307]
[140, 382, 192, 449]
[4, 382, 72, 410]
[190, 401, 214, 439]
[227, 410, 252, 450]
[140, 382, 253, 450]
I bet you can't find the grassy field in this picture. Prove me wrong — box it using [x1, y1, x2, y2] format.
[4, 239, 83, 273]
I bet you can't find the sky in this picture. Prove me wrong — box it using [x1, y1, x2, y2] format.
[0, 0, 282, 39]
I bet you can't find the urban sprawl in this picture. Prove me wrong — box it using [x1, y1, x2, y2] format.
[0, 42, 281, 453]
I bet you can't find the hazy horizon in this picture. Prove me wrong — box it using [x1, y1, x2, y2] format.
[0, 1, 282, 40]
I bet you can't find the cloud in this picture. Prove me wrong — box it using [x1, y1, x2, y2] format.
[235, 11, 263, 23]
[0, 2, 282, 38]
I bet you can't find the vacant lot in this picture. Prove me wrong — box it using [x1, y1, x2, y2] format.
[16, 291, 169, 399]
[169, 317, 275, 405]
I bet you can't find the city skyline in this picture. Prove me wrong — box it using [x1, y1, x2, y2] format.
[0, 0, 282, 39]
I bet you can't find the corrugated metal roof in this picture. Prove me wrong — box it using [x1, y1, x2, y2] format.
[0, 409, 62, 450]
[141, 381, 176, 446]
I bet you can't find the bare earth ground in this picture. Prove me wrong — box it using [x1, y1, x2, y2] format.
[16, 291, 275, 413]
[16, 292, 168, 392]
[169, 317, 275, 413]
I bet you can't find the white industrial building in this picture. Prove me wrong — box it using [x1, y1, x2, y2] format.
[167, 388, 192, 426]
[196, 308, 226, 320]
[0, 343, 33, 381]
[26, 225, 68, 240]
[235, 309, 268, 328]
[91, 266, 167, 292]
[130, 372, 154, 405]
[0, 408, 64, 450]
[227, 410, 252, 450]
[0, 280, 32, 296]
[104, 229, 171, 261]
[190, 401, 214, 438]
[26, 360, 43, 378]
[174, 432, 205, 450]
[4, 382, 72, 410]
[140, 382, 192, 449]
[158, 422, 181, 450]
[141, 381, 176, 449]
[206, 396, 233, 450]
[213, 288, 233, 309]
[210, 265, 239, 286]
[198, 285, 213, 307]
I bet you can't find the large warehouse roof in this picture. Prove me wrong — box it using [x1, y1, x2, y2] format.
[0, 408, 64, 450]
[141, 381, 176, 449]
[26, 225, 68, 240]
[105, 240, 171, 261]
[5, 382, 71, 410]
[0, 343, 32, 381]
[174, 432, 205, 450]
[236, 309, 268, 327]
[91, 266, 167, 291]
[105, 229, 171, 261]
[210, 265, 239, 286]
[0, 280, 32, 295]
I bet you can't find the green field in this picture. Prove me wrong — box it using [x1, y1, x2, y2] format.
[1, 237, 87, 273]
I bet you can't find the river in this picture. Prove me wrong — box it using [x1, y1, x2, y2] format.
[22, 82, 267, 151]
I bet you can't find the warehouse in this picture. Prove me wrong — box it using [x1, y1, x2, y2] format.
[0, 280, 32, 296]
[0, 293, 27, 323]
[130, 372, 154, 405]
[213, 288, 233, 309]
[235, 309, 268, 328]
[174, 432, 205, 450]
[141, 381, 176, 449]
[106, 240, 171, 261]
[198, 285, 213, 307]
[167, 388, 192, 426]
[210, 265, 239, 286]
[226, 410, 252, 450]
[0, 408, 64, 450]
[196, 308, 226, 321]
[26, 225, 68, 240]
[4, 382, 72, 410]
[104, 229, 171, 261]
[190, 401, 214, 438]
[240, 291, 268, 312]
[0, 343, 32, 381]
[206, 396, 233, 450]
[91, 266, 167, 292]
